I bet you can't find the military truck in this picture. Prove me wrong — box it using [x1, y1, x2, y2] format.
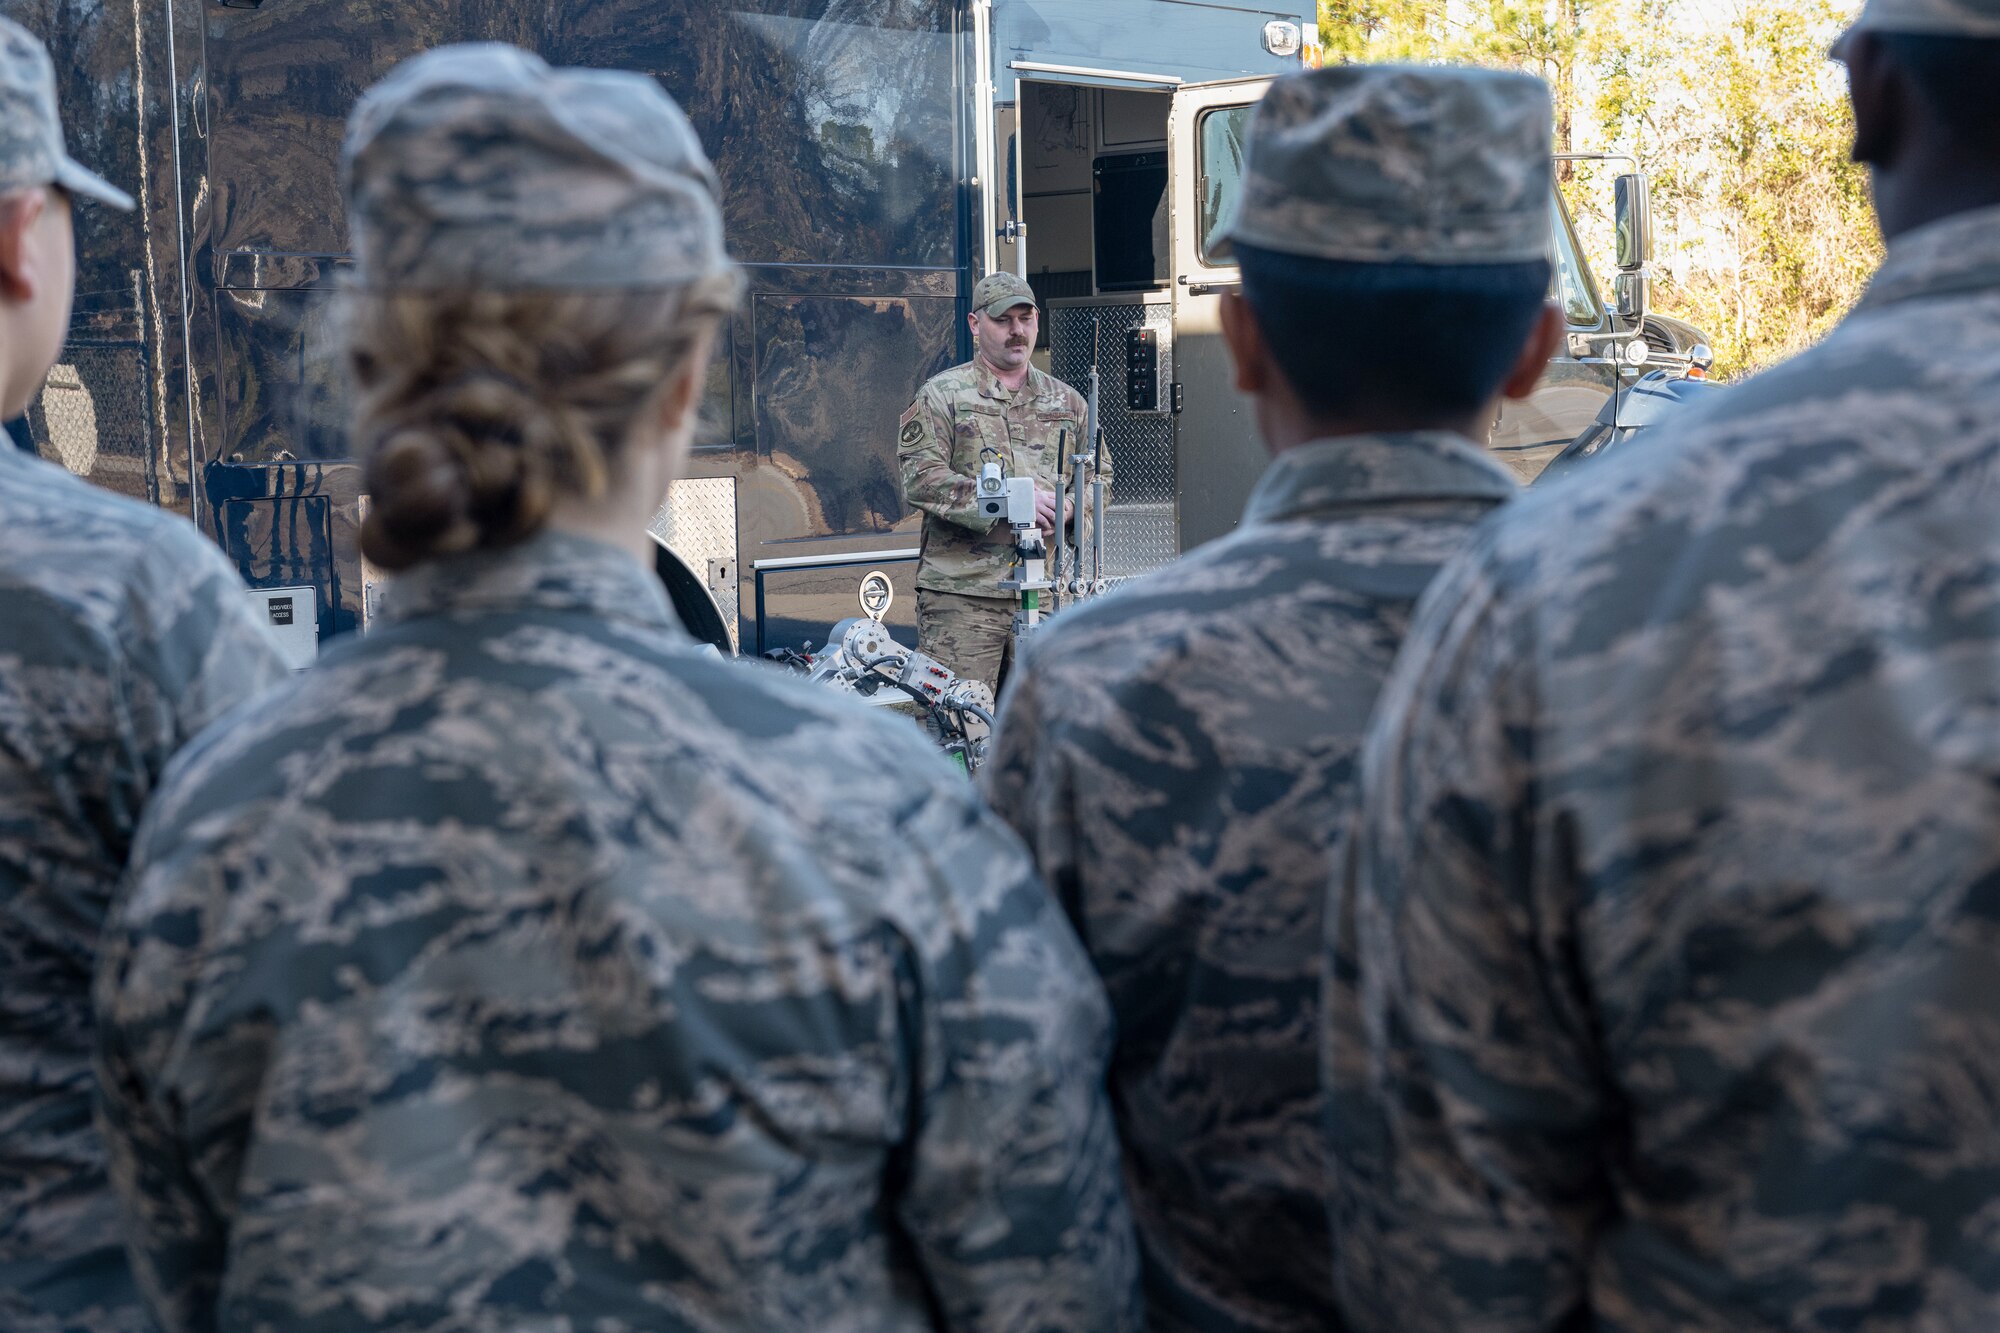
[7, 0, 1683, 660]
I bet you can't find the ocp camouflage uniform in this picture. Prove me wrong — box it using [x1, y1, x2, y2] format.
[0, 444, 288, 1333]
[96, 531, 1143, 1333]
[1330, 163, 2000, 1333]
[983, 434, 1512, 1331]
[898, 358, 1103, 692]
[0, 16, 280, 1333]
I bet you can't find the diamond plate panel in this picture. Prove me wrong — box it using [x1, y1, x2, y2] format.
[28, 344, 156, 503]
[1048, 299, 1177, 579]
[649, 477, 740, 649]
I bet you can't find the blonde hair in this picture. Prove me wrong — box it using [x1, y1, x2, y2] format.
[345, 272, 741, 571]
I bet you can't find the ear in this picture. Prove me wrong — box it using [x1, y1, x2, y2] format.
[0, 189, 49, 304]
[1218, 289, 1271, 397]
[1842, 32, 1903, 169]
[1499, 302, 1567, 402]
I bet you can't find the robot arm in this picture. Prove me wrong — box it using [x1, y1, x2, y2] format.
[792, 617, 997, 774]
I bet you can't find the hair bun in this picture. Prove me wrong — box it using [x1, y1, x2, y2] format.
[347, 277, 741, 572]
[359, 426, 481, 570]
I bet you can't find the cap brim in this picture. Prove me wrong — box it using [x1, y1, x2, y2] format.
[981, 298, 1036, 316]
[53, 156, 134, 211]
[1829, 25, 1857, 61]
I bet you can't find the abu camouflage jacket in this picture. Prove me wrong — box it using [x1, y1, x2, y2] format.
[0, 445, 287, 1333]
[1333, 203, 2000, 1330]
[983, 432, 1514, 1332]
[95, 529, 1141, 1333]
[897, 359, 1106, 599]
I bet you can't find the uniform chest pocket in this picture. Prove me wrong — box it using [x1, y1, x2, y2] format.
[1032, 411, 1083, 468]
[953, 409, 1009, 468]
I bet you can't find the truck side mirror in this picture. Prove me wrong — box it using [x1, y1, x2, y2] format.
[1615, 172, 1653, 269]
[1615, 270, 1650, 323]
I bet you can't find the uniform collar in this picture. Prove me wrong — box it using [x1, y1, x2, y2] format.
[974, 357, 1037, 403]
[382, 528, 682, 633]
[1856, 204, 2000, 314]
[1242, 430, 1517, 526]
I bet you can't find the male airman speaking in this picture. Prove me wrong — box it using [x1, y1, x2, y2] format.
[897, 272, 1107, 695]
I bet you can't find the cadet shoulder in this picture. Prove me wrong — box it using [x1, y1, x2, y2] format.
[673, 652, 1003, 878]
[146, 618, 992, 899]
[5, 450, 190, 578]
[1475, 303, 1927, 624]
[1011, 526, 1277, 689]
[679, 643, 999, 780]
[918, 361, 983, 402]
[2, 453, 250, 650]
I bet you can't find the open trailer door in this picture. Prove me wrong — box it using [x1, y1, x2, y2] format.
[1167, 77, 1271, 553]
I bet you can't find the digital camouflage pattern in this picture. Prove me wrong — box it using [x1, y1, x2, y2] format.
[95, 530, 1142, 1333]
[1332, 203, 2000, 1330]
[0, 16, 132, 207]
[1216, 65, 1551, 266]
[1844, 0, 2000, 37]
[897, 359, 1102, 601]
[343, 43, 728, 291]
[0, 445, 287, 1333]
[985, 434, 1515, 1332]
[916, 587, 1019, 698]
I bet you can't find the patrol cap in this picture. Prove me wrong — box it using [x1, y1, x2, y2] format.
[1215, 64, 1553, 266]
[1832, 0, 2000, 61]
[972, 271, 1038, 317]
[342, 43, 728, 291]
[0, 18, 134, 210]
[1837, 0, 2000, 45]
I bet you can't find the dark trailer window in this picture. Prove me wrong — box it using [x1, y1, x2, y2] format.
[202, 0, 963, 465]
[209, 0, 959, 266]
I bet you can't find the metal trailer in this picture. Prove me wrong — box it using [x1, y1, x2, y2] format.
[6, 0, 1669, 662]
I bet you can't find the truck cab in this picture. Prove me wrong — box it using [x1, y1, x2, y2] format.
[1001, 74, 1670, 549]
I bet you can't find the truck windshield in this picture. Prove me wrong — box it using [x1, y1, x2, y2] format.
[1198, 104, 1256, 263]
[1551, 194, 1603, 326]
[1198, 100, 1610, 332]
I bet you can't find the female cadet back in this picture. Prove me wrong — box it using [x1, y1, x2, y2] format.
[90, 44, 1140, 1333]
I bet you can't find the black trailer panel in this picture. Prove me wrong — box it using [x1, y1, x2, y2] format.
[194, 0, 967, 647]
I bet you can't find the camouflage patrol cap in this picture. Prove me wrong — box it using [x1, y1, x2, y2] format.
[972, 271, 1038, 317]
[1215, 65, 1552, 266]
[0, 18, 133, 210]
[1840, 0, 2000, 40]
[342, 43, 727, 291]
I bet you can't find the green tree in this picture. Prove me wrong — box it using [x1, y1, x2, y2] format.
[1640, 3, 1878, 376]
[1318, 0, 1879, 378]
[1319, 1, 1450, 61]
